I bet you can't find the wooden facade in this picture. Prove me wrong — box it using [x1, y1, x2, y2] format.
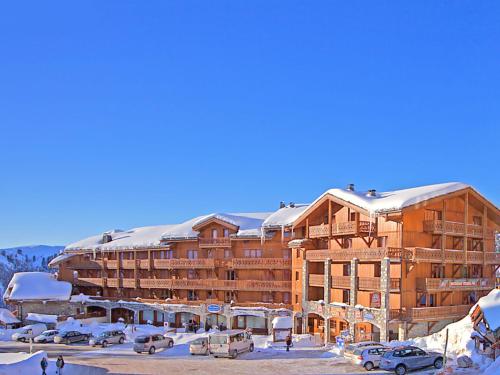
[290, 185, 499, 343]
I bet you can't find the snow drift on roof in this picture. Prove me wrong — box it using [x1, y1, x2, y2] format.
[318, 182, 469, 214]
[3, 272, 72, 301]
[0, 309, 20, 324]
[263, 205, 309, 227]
[48, 253, 77, 267]
[26, 313, 58, 324]
[478, 288, 500, 332]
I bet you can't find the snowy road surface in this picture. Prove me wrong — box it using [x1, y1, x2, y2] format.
[0, 341, 439, 375]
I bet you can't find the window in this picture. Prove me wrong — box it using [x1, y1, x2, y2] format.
[188, 290, 198, 301]
[295, 294, 299, 304]
[244, 249, 262, 258]
[226, 270, 235, 280]
[283, 292, 290, 303]
[342, 289, 350, 304]
[343, 264, 351, 276]
[207, 249, 214, 258]
[431, 264, 443, 278]
[282, 249, 291, 259]
[187, 250, 198, 259]
[188, 269, 197, 279]
[342, 238, 352, 249]
[349, 211, 356, 221]
[284, 270, 291, 280]
[225, 291, 235, 303]
[296, 249, 300, 258]
[224, 249, 232, 259]
[374, 263, 381, 277]
[262, 292, 273, 302]
[223, 228, 229, 237]
[377, 236, 387, 247]
[212, 229, 218, 238]
[295, 271, 300, 281]
[165, 250, 174, 259]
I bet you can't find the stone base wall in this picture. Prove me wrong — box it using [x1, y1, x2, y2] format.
[14, 301, 79, 321]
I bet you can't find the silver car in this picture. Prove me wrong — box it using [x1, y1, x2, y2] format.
[351, 345, 390, 371]
[133, 334, 174, 354]
[89, 330, 126, 347]
[379, 346, 444, 375]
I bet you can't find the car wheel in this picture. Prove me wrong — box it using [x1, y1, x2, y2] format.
[149, 346, 156, 355]
[102, 341, 108, 348]
[395, 364, 406, 375]
[168, 340, 174, 348]
[119, 337, 125, 344]
[364, 361, 374, 371]
[434, 358, 443, 369]
[230, 350, 237, 359]
[249, 344, 254, 352]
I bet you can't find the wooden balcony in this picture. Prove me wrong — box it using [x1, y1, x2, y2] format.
[416, 277, 494, 292]
[153, 258, 215, 269]
[198, 237, 231, 248]
[410, 248, 499, 265]
[104, 259, 118, 269]
[139, 278, 291, 292]
[121, 260, 137, 269]
[403, 304, 472, 322]
[358, 277, 401, 291]
[485, 252, 500, 265]
[67, 260, 102, 270]
[75, 277, 103, 287]
[331, 276, 351, 289]
[106, 278, 118, 287]
[423, 220, 495, 238]
[306, 247, 407, 262]
[122, 278, 136, 288]
[229, 258, 291, 269]
[308, 221, 377, 238]
[309, 274, 325, 287]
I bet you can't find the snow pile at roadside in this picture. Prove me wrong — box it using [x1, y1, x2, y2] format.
[3, 272, 72, 301]
[0, 327, 24, 341]
[0, 350, 47, 375]
[483, 356, 500, 375]
[478, 289, 500, 331]
[0, 308, 20, 324]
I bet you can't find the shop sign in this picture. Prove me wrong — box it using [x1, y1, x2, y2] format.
[370, 292, 381, 308]
[207, 304, 221, 313]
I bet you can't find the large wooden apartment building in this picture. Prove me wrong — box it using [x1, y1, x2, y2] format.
[289, 182, 499, 343]
[46, 205, 307, 333]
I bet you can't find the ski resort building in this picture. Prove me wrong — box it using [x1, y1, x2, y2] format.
[289, 182, 500, 344]
[43, 205, 308, 334]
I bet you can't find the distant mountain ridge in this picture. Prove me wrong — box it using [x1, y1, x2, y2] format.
[0, 245, 64, 306]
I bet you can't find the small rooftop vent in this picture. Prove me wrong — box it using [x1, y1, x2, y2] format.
[279, 201, 286, 209]
[102, 233, 113, 243]
[289, 202, 295, 208]
[367, 189, 377, 197]
[347, 183, 355, 191]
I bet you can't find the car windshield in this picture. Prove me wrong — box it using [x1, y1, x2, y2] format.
[44, 331, 56, 336]
[99, 332, 111, 337]
[135, 336, 149, 343]
[210, 336, 228, 345]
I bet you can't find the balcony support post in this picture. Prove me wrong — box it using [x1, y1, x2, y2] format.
[483, 205, 487, 268]
[379, 257, 391, 342]
[324, 318, 331, 345]
[324, 258, 331, 304]
[350, 258, 359, 307]
[302, 259, 309, 305]
[464, 192, 469, 274]
[441, 200, 447, 268]
[398, 321, 407, 341]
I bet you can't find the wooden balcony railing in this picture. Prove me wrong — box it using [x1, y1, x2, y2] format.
[416, 277, 494, 292]
[410, 248, 499, 265]
[403, 304, 472, 322]
[153, 258, 215, 269]
[309, 224, 330, 238]
[198, 237, 231, 248]
[357, 277, 401, 291]
[306, 247, 407, 262]
[67, 261, 102, 269]
[75, 277, 103, 287]
[104, 259, 118, 269]
[331, 276, 351, 289]
[332, 221, 357, 235]
[121, 260, 136, 269]
[106, 278, 118, 287]
[122, 278, 136, 288]
[139, 278, 291, 292]
[485, 252, 500, 265]
[229, 258, 291, 269]
[309, 274, 325, 287]
[423, 220, 495, 238]
[308, 221, 377, 238]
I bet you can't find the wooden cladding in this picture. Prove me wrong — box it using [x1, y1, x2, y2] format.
[308, 221, 376, 238]
[401, 304, 472, 321]
[423, 220, 495, 238]
[139, 279, 291, 292]
[229, 258, 291, 269]
[308, 274, 325, 287]
[75, 277, 103, 287]
[198, 237, 232, 248]
[305, 247, 499, 265]
[308, 274, 401, 291]
[416, 278, 494, 292]
[154, 259, 215, 269]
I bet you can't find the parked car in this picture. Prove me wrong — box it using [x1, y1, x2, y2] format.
[34, 330, 59, 343]
[133, 334, 174, 354]
[89, 330, 126, 347]
[209, 330, 254, 359]
[11, 324, 48, 342]
[54, 331, 91, 344]
[344, 341, 380, 355]
[351, 345, 390, 371]
[189, 337, 209, 355]
[379, 346, 444, 374]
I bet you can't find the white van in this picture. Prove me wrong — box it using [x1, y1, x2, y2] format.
[209, 330, 254, 358]
[12, 323, 48, 342]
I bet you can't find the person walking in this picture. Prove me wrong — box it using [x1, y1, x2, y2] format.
[56, 355, 65, 375]
[40, 357, 48, 375]
[286, 335, 292, 352]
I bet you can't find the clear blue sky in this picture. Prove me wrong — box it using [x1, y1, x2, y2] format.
[0, 1, 498, 248]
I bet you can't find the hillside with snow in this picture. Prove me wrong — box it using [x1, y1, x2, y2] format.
[0, 245, 63, 306]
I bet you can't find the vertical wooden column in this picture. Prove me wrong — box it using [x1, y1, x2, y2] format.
[441, 200, 447, 276]
[483, 206, 487, 272]
[328, 200, 332, 250]
[464, 192, 468, 276]
[305, 218, 309, 238]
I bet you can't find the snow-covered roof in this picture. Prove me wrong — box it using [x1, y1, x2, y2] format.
[263, 205, 309, 228]
[26, 313, 58, 324]
[477, 289, 500, 332]
[308, 182, 470, 216]
[3, 272, 72, 302]
[48, 253, 77, 267]
[0, 308, 20, 324]
[272, 316, 293, 329]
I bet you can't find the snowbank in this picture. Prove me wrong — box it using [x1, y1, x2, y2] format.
[478, 289, 500, 331]
[0, 350, 47, 375]
[3, 272, 72, 301]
